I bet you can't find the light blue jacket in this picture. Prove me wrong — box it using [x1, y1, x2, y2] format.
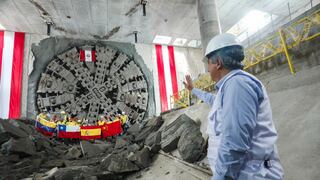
[192, 70, 284, 180]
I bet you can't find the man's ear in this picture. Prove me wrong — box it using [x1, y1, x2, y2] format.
[216, 58, 223, 70]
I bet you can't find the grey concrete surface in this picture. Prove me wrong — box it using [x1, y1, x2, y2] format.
[126, 153, 211, 180]
[261, 65, 320, 180]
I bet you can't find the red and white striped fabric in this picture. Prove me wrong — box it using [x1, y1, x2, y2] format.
[0, 31, 25, 119]
[79, 49, 96, 62]
[155, 44, 179, 112]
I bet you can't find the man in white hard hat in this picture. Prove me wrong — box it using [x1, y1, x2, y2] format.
[184, 33, 284, 180]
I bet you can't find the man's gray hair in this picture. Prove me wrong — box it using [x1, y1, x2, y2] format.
[207, 45, 245, 70]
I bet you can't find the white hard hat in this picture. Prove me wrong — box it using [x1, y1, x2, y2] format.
[205, 33, 242, 57]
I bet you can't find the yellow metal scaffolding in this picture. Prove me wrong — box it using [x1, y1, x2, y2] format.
[171, 8, 320, 109]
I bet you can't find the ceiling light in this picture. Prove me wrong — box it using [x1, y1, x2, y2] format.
[173, 38, 187, 46]
[227, 9, 276, 42]
[187, 40, 201, 48]
[152, 35, 172, 45]
[0, 22, 5, 30]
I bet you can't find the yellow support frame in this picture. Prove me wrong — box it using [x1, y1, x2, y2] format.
[278, 29, 296, 75]
[171, 8, 320, 110]
[244, 9, 320, 70]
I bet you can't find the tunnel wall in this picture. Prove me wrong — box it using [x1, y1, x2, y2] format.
[21, 35, 204, 118]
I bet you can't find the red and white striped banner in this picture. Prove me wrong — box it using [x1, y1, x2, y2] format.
[0, 31, 25, 119]
[155, 44, 179, 112]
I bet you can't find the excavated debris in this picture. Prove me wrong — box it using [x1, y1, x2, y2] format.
[0, 114, 206, 179]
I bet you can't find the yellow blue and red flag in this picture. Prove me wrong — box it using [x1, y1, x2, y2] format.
[35, 117, 56, 137]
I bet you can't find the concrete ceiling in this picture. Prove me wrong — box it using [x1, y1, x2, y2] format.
[0, 0, 316, 46]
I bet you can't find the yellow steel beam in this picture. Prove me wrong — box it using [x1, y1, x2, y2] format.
[278, 29, 296, 75]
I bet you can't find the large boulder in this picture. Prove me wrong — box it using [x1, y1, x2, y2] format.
[115, 137, 131, 149]
[52, 166, 94, 180]
[34, 137, 51, 152]
[1, 137, 36, 156]
[160, 114, 198, 152]
[7, 119, 34, 135]
[126, 143, 142, 153]
[144, 116, 164, 131]
[134, 126, 154, 142]
[42, 159, 66, 168]
[144, 131, 161, 153]
[0, 133, 10, 146]
[80, 140, 113, 158]
[177, 127, 205, 163]
[126, 123, 143, 136]
[133, 116, 164, 142]
[65, 146, 82, 160]
[133, 147, 151, 168]
[0, 120, 28, 139]
[100, 154, 139, 173]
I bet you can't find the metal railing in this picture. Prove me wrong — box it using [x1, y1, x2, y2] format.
[170, 74, 215, 108]
[243, 8, 320, 74]
[170, 7, 320, 110]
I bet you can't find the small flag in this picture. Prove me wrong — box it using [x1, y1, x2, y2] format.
[80, 125, 101, 140]
[57, 124, 80, 139]
[79, 49, 96, 62]
[35, 118, 56, 137]
[101, 120, 122, 138]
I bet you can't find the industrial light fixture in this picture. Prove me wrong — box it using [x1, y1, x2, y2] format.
[152, 35, 172, 45]
[187, 40, 201, 48]
[46, 22, 53, 36]
[133, 31, 138, 43]
[173, 38, 188, 46]
[141, 0, 147, 16]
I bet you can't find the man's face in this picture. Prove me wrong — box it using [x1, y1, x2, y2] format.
[207, 58, 219, 82]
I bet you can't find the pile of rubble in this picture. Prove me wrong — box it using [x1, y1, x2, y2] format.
[0, 114, 206, 180]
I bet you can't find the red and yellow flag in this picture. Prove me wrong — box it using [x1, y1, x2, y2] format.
[80, 125, 101, 140]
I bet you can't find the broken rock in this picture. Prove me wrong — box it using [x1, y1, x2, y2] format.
[134, 147, 151, 168]
[42, 159, 66, 168]
[160, 114, 197, 152]
[134, 126, 154, 142]
[145, 131, 161, 153]
[178, 127, 205, 163]
[0, 120, 28, 138]
[80, 140, 111, 158]
[65, 146, 82, 160]
[126, 143, 141, 153]
[52, 166, 94, 180]
[8, 119, 34, 135]
[101, 154, 139, 173]
[0, 133, 10, 145]
[126, 123, 142, 136]
[1, 137, 36, 156]
[144, 116, 164, 131]
[115, 137, 131, 149]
